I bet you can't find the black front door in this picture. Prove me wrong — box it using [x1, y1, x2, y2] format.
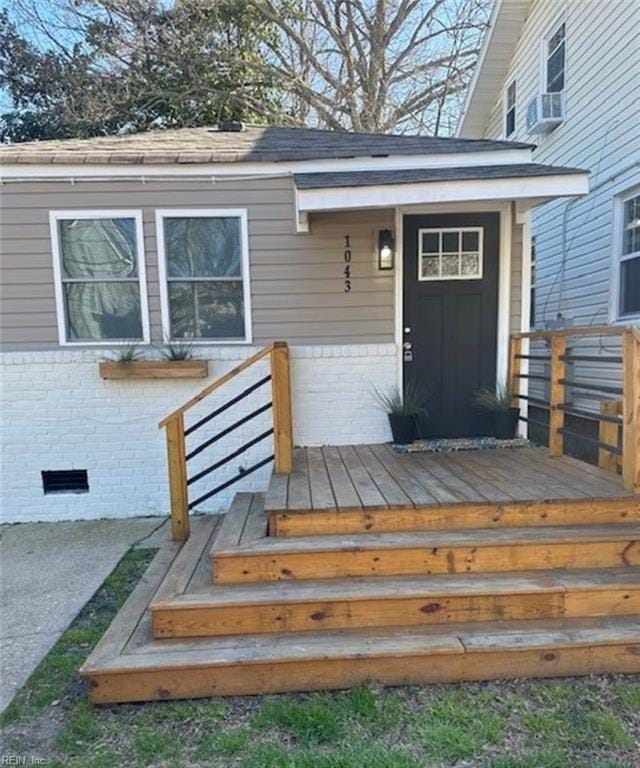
[403, 213, 499, 438]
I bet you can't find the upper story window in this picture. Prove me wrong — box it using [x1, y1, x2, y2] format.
[617, 192, 640, 317]
[49, 210, 149, 344]
[156, 209, 252, 343]
[546, 22, 565, 93]
[505, 80, 517, 137]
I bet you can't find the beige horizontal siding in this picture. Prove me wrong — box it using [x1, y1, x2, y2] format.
[0, 176, 525, 351]
[0, 177, 395, 349]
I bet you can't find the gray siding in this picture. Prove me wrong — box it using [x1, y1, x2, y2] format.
[0, 176, 395, 350]
[481, 0, 640, 403]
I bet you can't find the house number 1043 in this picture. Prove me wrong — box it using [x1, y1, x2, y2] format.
[344, 235, 351, 292]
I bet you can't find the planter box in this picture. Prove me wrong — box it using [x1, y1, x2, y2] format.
[99, 360, 209, 380]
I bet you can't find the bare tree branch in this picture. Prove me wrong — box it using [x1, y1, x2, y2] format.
[252, 0, 490, 134]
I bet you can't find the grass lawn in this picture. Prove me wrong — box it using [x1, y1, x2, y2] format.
[1, 549, 638, 768]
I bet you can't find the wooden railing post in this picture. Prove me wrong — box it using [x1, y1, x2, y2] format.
[508, 335, 522, 406]
[599, 399, 622, 475]
[549, 335, 566, 457]
[165, 413, 189, 541]
[270, 341, 293, 474]
[622, 327, 640, 493]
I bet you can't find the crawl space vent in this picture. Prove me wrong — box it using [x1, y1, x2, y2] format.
[42, 469, 89, 494]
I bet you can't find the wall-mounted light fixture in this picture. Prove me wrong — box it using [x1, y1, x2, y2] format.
[378, 229, 395, 271]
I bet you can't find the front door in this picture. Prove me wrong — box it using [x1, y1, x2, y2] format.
[403, 213, 499, 438]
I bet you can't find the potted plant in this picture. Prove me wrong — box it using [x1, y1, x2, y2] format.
[474, 384, 520, 439]
[372, 380, 429, 444]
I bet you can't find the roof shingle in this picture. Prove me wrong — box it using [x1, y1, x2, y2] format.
[0, 124, 534, 165]
[293, 163, 587, 189]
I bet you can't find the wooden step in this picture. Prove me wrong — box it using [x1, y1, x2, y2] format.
[151, 568, 640, 638]
[81, 535, 640, 704]
[212, 524, 640, 583]
[83, 612, 640, 703]
[269, 497, 640, 536]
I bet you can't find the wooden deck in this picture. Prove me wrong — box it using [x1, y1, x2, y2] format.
[266, 445, 638, 535]
[80, 446, 640, 704]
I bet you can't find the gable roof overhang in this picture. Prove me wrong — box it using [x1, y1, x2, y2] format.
[457, 0, 533, 139]
[293, 163, 589, 229]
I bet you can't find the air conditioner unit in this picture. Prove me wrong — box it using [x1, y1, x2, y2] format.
[526, 92, 565, 133]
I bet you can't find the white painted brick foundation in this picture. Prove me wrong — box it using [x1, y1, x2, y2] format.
[0, 344, 396, 524]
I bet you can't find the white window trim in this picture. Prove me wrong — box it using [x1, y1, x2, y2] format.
[155, 208, 253, 345]
[49, 209, 150, 346]
[610, 186, 640, 323]
[503, 78, 517, 139]
[417, 226, 484, 282]
[540, 16, 566, 95]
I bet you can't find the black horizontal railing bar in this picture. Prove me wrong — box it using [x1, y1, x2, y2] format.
[188, 454, 275, 510]
[187, 428, 274, 486]
[514, 373, 551, 382]
[515, 354, 550, 361]
[186, 402, 272, 461]
[514, 394, 550, 408]
[517, 415, 549, 430]
[556, 403, 623, 425]
[558, 378, 623, 396]
[185, 374, 272, 437]
[560, 355, 622, 364]
[557, 427, 622, 455]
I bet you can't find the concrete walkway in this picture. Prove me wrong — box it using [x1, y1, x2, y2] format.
[0, 517, 168, 712]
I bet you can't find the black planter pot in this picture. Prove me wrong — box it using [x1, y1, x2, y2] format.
[388, 414, 416, 444]
[492, 408, 520, 439]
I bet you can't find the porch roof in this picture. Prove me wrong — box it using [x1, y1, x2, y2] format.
[294, 162, 589, 217]
[294, 163, 586, 189]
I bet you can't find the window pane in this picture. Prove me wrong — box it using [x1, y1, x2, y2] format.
[165, 217, 241, 278]
[461, 253, 480, 276]
[169, 280, 245, 338]
[547, 45, 565, 92]
[621, 256, 640, 315]
[442, 232, 459, 252]
[548, 24, 565, 53]
[505, 108, 516, 136]
[422, 232, 439, 253]
[421, 256, 439, 278]
[462, 231, 479, 251]
[65, 282, 142, 340]
[623, 196, 640, 255]
[441, 255, 459, 276]
[59, 218, 138, 279]
[507, 81, 516, 108]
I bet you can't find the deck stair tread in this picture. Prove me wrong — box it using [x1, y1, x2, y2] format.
[214, 523, 640, 555]
[85, 613, 640, 672]
[81, 522, 640, 703]
[154, 568, 640, 608]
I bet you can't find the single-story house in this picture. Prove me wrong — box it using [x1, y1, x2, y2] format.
[0, 122, 590, 523]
